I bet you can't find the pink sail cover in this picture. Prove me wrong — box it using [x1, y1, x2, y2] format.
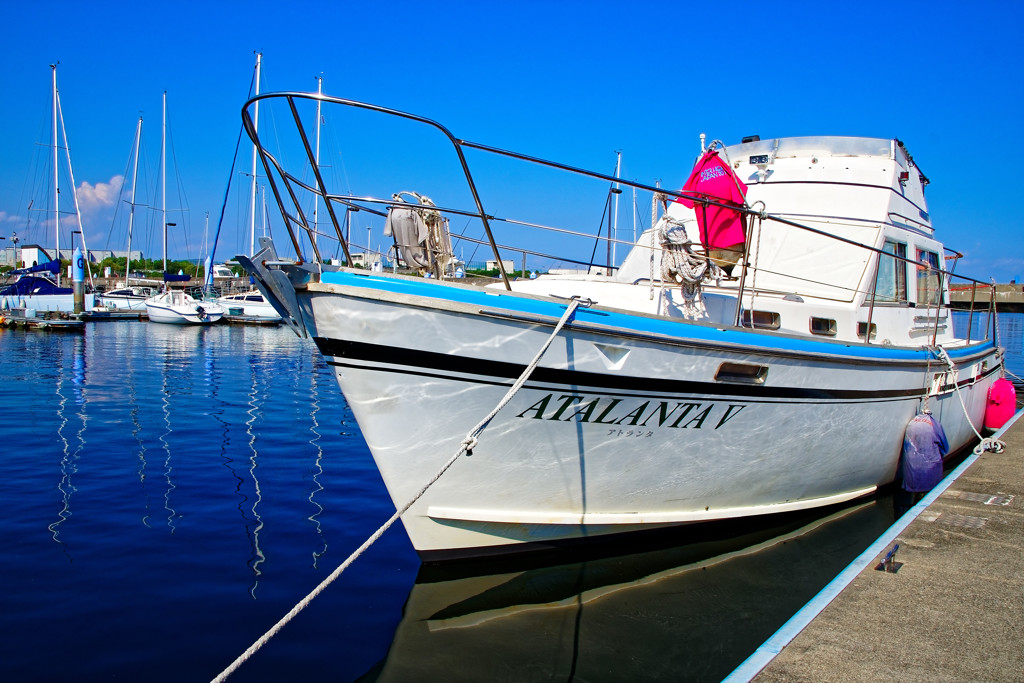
[677, 150, 748, 249]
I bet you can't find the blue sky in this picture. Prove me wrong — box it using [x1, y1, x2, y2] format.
[1, 0, 1022, 281]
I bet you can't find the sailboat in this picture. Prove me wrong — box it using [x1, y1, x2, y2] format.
[1, 64, 97, 314]
[97, 115, 154, 312]
[145, 91, 223, 325]
[210, 53, 281, 323]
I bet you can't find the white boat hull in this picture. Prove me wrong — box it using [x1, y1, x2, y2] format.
[297, 273, 998, 560]
[145, 291, 224, 325]
[1, 292, 97, 313]
[97, 287, 155, 311]
[97, 296, 147, 311]
[215, 291, 282, 321]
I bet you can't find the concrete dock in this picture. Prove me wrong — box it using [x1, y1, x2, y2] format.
[949, 283, 1024, 311]
[728, 412, 1024, 682]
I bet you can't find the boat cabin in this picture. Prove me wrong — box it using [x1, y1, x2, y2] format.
[509, 136, 955, 348]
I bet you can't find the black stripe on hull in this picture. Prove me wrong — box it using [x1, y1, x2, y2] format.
[315, 337, 996, 402]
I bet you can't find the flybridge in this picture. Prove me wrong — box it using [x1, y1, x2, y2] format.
[724, 136, 932, 229]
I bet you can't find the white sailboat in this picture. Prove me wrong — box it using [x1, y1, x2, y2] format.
[145, 91, 223, 325]
[1, 64, 97, 313]
[212, 52, 281, 324]
[97, 115, 154, 311]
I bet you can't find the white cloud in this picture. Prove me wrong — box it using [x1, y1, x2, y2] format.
[0, 211, 21, 225]
[77, 175, 125, 213]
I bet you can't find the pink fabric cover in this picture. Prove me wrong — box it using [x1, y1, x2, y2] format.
[677, 150, 748, 249]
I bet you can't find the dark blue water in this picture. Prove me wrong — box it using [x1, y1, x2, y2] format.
[1, 313, 1019, 682]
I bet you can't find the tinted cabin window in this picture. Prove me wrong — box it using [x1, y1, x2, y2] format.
[875, 240, 908, 303]
[917, 249, 941, 306]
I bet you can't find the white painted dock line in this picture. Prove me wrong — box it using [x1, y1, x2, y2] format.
[723, 409, 1024, 683]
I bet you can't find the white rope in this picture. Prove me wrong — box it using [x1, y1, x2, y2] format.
[211, 296, 585, 682]
[932, 346, 1005, 455]
[657, 215, 718, 318]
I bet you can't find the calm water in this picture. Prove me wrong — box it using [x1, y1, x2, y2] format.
[1, 313, 1019, 682]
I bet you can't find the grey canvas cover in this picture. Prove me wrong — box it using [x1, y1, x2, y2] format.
[384, 207, 431, 269]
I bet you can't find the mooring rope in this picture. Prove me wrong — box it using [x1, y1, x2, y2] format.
[932, 345, 1005, 455]
[211, 296, 587, 682]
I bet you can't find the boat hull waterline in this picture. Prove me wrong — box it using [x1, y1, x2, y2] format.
[295, 272, 998, 560]
[145, 290, 224, 325]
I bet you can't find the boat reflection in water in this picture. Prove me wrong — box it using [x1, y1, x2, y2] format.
[364, 497, 901, 682]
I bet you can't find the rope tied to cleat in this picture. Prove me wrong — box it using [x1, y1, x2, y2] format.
[931, 345, 1006, 455]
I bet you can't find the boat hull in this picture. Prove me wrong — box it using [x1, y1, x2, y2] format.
[0, 292, 97, 313]
[214, 292, 282, 321]
[145, 292, 224, 325]
[97, 295, 148, 311]
[97, 287, 155, 312]
[297, 271, 999, 560]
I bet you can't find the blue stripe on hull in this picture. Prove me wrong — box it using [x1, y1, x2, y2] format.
[318, 270, 995, 364]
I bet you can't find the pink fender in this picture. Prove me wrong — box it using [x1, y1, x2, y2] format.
[984, 378, 1017, 431]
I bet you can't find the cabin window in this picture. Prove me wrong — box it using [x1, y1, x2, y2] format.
[874, 240, 907, 303]
[858, 322, 877, 340]
[740, 310, 781, 330]
[809, 317, 837, 336]
[917, 249, 942, 306]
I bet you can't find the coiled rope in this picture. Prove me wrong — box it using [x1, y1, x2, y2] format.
[657, 216, 718, 318]
[211, 296, 587, 682]
[931, 345, 1005, 455]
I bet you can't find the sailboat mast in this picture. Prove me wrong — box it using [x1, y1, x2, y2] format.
[162, 91, 167, 273]
[249, 52, 262, 257]
[57, 89, 93, 287]
[611, 150, 621, 270]
[632, 185, 637, 243]
[125, 116, 143, 288]
[51, 64, 60, 286]
[313, 73, 322, 247]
